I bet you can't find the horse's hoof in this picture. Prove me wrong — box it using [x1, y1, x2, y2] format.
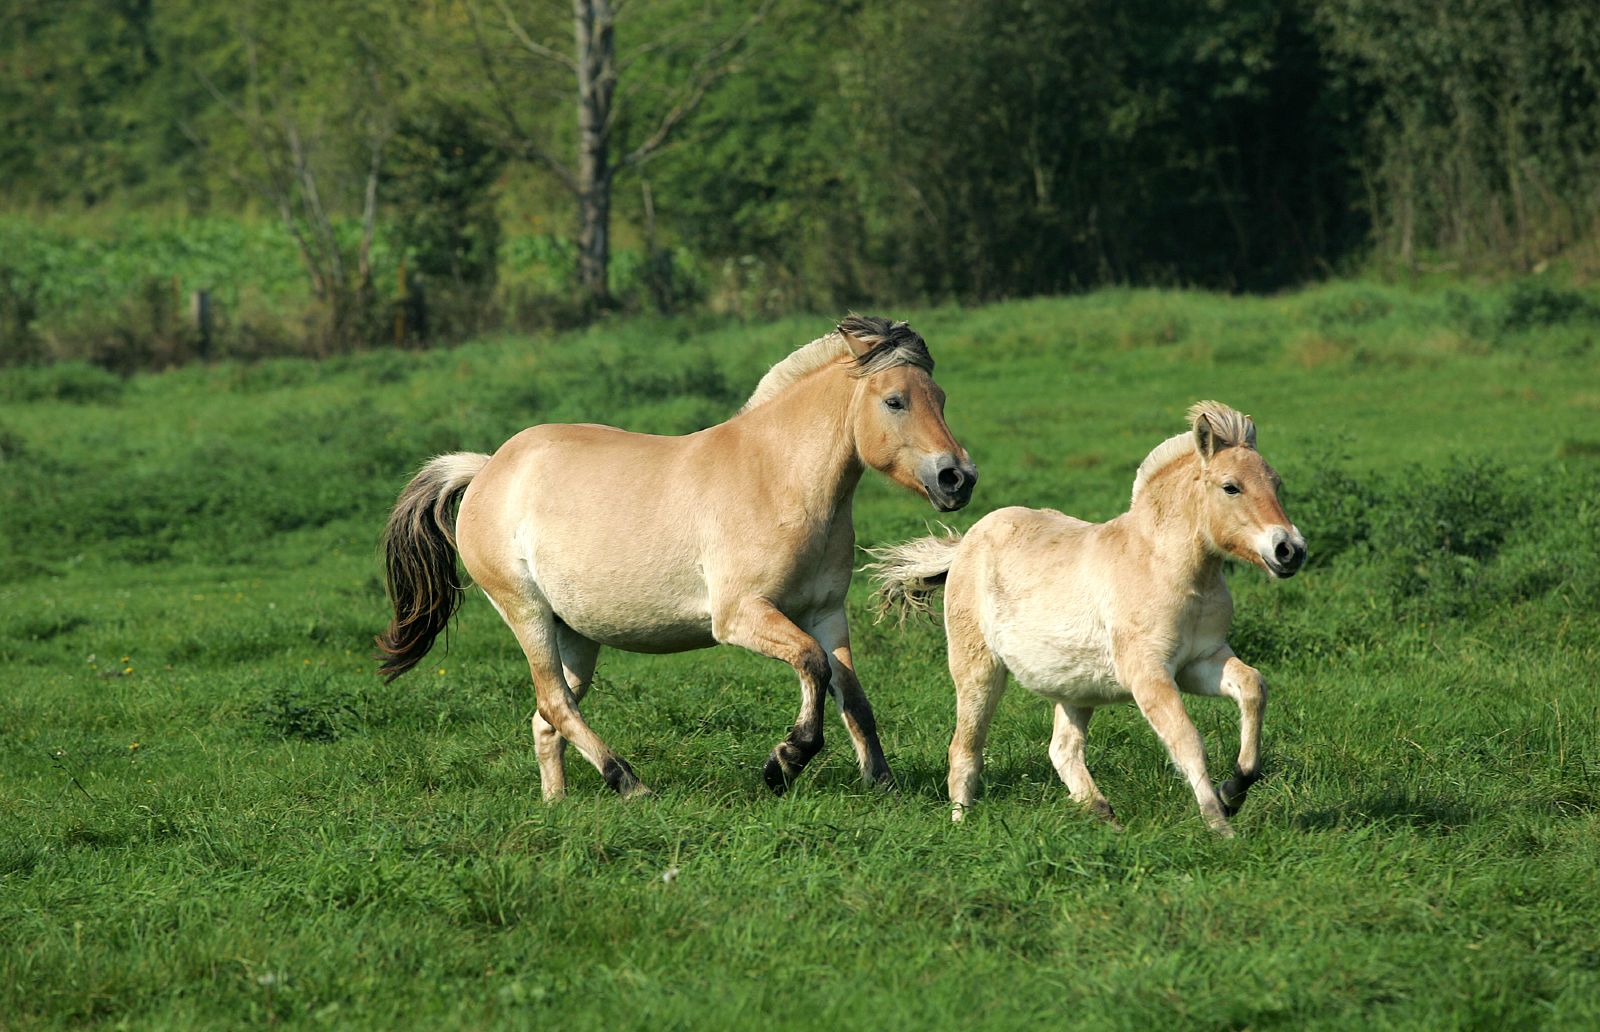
[603, 757, 649, 799]
[621, 783, 654, 801]
[1218, 767, 1260, 817]
[1087, 800, 1123, 830]
[761, 756, 795, 795]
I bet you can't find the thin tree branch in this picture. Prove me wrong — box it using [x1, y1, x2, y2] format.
[191, 64, 329, 300]
[495, 0, 578, 70]
[358, 134, 384, 292]
[617, 0, 776, 169]
[469, 1, 580, 193]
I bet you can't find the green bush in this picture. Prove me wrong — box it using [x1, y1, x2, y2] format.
[0, 361, 124, 404]
[1500, 279, 1600, 333]
[1369, 458, 1528, 612]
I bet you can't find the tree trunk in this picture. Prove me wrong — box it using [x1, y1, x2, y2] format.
[574, 0, 616, 308]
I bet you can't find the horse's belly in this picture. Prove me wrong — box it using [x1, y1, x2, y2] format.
[526, 532, 716, 653]
[542, 569, 715, 654]
[569, 614, 716, 654]
[992, 623, 1126, 705]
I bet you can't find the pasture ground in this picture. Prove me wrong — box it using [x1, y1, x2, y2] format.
[3, 281, 1599, 1029]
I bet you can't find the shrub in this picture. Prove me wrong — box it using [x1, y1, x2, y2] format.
[1365, 459, 1529, 616]
[254, 676, 363, 742]
[1500, 280, 1598, 332]
[0, 362, 124, 404]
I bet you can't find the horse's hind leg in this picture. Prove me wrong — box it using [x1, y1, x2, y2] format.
[809, 611, 894, 788]
[714, 598, 832, 794]
[946, 603, 1006, 822]
[532, 626, 602, 802]
[1178, 645, 1267, 817]
[499, 597, 649, 799]
[1048, 704, 1118, 827]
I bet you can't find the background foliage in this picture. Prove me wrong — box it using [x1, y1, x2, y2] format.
[5, 0, 1600, 366]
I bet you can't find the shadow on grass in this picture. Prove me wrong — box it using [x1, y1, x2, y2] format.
[1292, 788, 1475, 832]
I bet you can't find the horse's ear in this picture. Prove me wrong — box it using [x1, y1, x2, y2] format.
[838, 327, 875, 357]
[1193, 412, 1218, 462]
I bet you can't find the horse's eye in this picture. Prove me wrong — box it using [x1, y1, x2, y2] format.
[884, 395, 906, 411]
[1222, 482, 1241, 496]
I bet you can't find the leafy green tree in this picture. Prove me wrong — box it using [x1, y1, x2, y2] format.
[0, 0, 174, 204]
[1318, 0, 1600, 270]
[386, 101, 506, 339]
[464, 0, 774, 309]
[169, 1, 408, 349]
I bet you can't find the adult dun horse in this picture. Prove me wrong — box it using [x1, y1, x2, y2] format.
[868, 401, 1304, 836]
[377, 316, 977, 800]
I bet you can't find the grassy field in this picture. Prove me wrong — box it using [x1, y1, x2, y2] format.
[3, 280, 1599, 1029]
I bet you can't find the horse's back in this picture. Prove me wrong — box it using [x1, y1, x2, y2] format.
[949, 506, 1125, 702]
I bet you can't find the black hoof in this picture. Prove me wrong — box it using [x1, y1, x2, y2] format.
[762, 754, 795, 795]
[602, 756, 642, 796]
[1218, 767, 1261, 817]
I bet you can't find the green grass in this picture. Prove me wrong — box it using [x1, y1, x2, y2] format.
[3, 281, 1599, 1028]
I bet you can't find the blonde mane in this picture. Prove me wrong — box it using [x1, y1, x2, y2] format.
[739, 332, 852, 413]
[739, 315, 935, 413]
[1130, 433, 1196, 505]
[1130, 401, 1256, 505]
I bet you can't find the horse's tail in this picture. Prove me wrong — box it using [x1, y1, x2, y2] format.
[863, 525, 964, 627]
[375, 452, 491, 682]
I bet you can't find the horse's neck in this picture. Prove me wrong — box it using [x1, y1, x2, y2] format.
[1125, 467, 1222, 590]
[732, 363, 862, 526]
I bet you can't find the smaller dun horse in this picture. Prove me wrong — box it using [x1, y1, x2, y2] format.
[378, 316, 976, 800]
[868, 401, 1304, 836]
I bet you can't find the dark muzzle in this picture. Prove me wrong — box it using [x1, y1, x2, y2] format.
[1266, 532, 1307, 578]
[923, 455, 978, 511]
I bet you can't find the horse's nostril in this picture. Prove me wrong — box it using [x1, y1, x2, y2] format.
[1274, 540, 1295, 564]
[938, 467, 964, 492]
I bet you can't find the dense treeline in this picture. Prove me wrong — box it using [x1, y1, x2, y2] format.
[2, 0, 1599, 364]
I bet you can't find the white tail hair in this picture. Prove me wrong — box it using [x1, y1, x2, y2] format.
[863, 525, 963, 626]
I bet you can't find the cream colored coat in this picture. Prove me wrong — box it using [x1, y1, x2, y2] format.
[870, 401, 1304, 835]
[378, 319, 976, 801]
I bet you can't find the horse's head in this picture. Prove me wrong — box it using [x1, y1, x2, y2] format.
[841, 316, 977, 512]
[1189, 401, 1306, 578]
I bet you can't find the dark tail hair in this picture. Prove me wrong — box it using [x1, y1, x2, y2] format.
[375, 452, 491, 681]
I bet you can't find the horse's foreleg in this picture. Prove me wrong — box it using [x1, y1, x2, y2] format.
[946, 606, 1006, 822]
[808, 612, 893, 789]
[1177, 646, 1267, 817]
[533, 627, 602, 803]
[1048, 704, 1118, 827]
[1123, 657, 1232, 836]
[1218, 655, 1267, 816]
[715, 598, 831, 794]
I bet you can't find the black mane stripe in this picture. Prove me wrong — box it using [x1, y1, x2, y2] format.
[739, 315, 934, 412]
[838, 314, 935, 376]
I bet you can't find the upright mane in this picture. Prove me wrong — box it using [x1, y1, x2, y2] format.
[739, 315, 934, 412]
[1129, 400, 1256, 505]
